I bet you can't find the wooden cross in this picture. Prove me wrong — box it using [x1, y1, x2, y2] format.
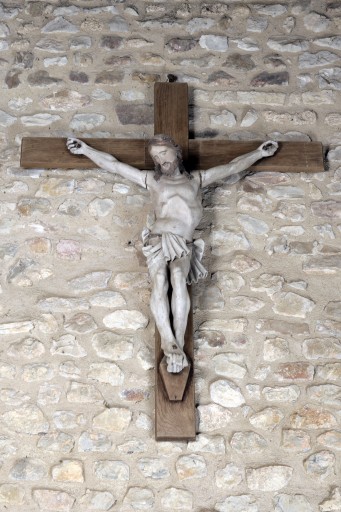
[21, 83, 324, 441]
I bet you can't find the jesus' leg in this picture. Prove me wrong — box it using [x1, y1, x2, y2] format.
[149, 260, 187, 373]
[169, 256, 191, 373]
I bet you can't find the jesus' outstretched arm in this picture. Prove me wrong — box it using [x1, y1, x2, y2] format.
[66, 137, 147, 188]
[198, 140, 278, 188]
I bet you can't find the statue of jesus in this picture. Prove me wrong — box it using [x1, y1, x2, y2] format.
[67, 135, 278, 373]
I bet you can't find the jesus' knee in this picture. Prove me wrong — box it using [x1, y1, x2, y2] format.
[151, 269, 168, 302]
[170, 265, 185, 285]
[170, 266, 187, 294]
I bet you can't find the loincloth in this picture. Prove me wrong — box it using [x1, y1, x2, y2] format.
[142, 228, 207, 285]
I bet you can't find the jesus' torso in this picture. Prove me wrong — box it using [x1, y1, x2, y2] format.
[146, 171, 202, 242]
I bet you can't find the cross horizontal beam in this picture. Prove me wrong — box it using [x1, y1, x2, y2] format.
[21, 137, 324, 173]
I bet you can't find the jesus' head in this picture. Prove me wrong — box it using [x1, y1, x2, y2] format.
[148, 134, 192, 181]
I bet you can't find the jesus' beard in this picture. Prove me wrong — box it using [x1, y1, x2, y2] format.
[160, 159, 179, 176]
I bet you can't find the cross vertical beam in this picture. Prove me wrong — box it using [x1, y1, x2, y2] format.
[154, 82, 189, 162]
[153, 83, 196, 441]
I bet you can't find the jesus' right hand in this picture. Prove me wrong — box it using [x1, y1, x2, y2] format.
[259, 140, 278, 158]
[66, 137, 87, 155]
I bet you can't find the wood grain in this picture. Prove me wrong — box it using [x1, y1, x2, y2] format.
[20, 137, 148, 169]
[159, 358, 191, 401]
[21, 137, 324, 173]
[189, 140, 324, 173]
[155, 288, 196, 441]
[153, 82, 189, 161]
[153, 81, 196, 441]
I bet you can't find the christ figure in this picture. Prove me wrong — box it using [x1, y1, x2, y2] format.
[67, 135, 278, 373]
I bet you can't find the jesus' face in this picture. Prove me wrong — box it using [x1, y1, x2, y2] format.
[149, 145, 179, 176]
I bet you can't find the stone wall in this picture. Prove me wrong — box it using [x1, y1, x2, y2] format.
[0, 1, 341, 511]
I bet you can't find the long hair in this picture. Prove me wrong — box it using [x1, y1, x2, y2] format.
[147, 134, 192, 181]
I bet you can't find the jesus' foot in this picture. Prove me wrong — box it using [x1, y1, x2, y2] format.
[163, 342, 189, 374]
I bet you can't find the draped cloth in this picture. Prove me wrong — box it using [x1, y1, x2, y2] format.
[142, 228, 207, 285]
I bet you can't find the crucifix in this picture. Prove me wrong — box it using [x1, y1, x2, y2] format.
[21, 82, 324, 441]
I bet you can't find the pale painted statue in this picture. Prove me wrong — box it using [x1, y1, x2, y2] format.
[67, 135, 278, 373]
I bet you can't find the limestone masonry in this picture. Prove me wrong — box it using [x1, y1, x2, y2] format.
[0, 1, 341, 511]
